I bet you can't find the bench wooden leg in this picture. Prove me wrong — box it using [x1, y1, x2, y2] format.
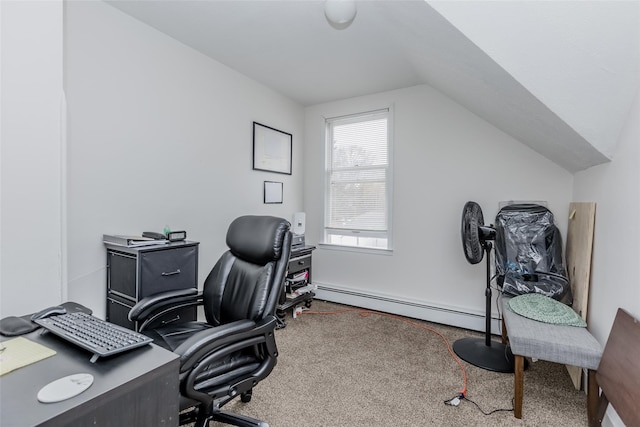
[501, 318, 508, 345]
[514, 355, 524, 419]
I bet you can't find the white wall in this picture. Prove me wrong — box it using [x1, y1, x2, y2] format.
[0, 0, 64, 317]
[573, 92, 639, 427]
[304, 84, 574, 330]
[573, 90, 640, 338]
[64, 1, 305, 318]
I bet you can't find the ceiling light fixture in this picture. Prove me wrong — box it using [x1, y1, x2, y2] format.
[324, 0, 357, 30]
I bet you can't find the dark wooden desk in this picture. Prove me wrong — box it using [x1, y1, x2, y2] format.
[0, 329, 179, 426]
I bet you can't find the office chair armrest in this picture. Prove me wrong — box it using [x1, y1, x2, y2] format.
[129, 288, 200, 323]
[175, 317, 277, 373]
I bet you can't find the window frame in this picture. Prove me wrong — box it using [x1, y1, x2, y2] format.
[322, 107, 393, 252]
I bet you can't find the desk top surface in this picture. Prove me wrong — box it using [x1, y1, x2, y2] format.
[0, 329, 178, 426]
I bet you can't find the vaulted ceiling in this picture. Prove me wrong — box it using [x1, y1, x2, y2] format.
[106, 0, 640, 173]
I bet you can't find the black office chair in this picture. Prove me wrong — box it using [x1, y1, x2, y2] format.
[129, 215, 291, 427]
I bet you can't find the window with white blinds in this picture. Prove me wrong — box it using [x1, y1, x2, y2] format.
[324, 109, 391, 250]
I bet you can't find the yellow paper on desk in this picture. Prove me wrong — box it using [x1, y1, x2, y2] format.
[0, 337, 56, 376]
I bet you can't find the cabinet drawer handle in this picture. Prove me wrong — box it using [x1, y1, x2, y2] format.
[161, 269, 181, 276]
[162, 315, 180, 324]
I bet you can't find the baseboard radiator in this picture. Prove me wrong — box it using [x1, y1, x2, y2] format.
[313, 282, 503, 334]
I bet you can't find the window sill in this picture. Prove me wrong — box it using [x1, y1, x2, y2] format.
[317, 242, 393, 256]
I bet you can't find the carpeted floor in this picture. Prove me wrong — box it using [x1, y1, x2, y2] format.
[209, 300, 589, 426]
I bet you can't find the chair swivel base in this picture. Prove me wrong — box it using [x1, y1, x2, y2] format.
[181, 406, 270, 427]
[453, 337, 515, 373]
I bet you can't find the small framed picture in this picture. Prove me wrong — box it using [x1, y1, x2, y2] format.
[264, 181, 283, 204]
[253, 122, 292, 175]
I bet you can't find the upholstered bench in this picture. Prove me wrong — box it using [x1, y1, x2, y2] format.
[500, 297, 603, 426]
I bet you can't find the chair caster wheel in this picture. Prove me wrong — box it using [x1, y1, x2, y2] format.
[241, 391, 252, 403]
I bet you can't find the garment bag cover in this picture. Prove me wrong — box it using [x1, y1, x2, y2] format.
[495, 204, 572, 305]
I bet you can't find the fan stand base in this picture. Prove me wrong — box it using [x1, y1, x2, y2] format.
[453, 337, 515, 373]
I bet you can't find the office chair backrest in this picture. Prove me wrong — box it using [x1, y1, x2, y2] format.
[202, 215, 291, 326]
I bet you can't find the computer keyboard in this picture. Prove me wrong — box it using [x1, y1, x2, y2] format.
[34, 312, 153, 363]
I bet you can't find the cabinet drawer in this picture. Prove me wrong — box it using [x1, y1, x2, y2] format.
[107, 294, 196, 331]
[288, 255, 311, 275]
[107, 251, 137, 300]
[139, 246, 197, 298]
[107, 297, 135, 330]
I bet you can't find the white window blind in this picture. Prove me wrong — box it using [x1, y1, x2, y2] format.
[325, 109, 391, 250]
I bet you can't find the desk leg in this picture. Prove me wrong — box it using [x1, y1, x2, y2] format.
[514, 355, 524, 419]
[587, 369, 600, 427]
[596, 393, 609, 427]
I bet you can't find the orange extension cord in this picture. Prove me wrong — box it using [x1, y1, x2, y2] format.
[298, 307, 468, 398]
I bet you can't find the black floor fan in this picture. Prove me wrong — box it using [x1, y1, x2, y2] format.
[452, 201, 515, 373]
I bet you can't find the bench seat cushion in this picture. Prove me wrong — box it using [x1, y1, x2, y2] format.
[502, 297, 602, 370]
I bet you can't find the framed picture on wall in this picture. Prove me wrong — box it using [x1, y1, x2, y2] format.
[253, 122, 292, 175]
[264, 181, 283, 204]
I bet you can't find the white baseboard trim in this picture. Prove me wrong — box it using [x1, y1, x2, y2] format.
[602, 407, 624, 427]
[313, 282, 503, 334]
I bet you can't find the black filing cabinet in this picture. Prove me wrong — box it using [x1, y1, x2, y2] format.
[105, 241, 199, 331]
